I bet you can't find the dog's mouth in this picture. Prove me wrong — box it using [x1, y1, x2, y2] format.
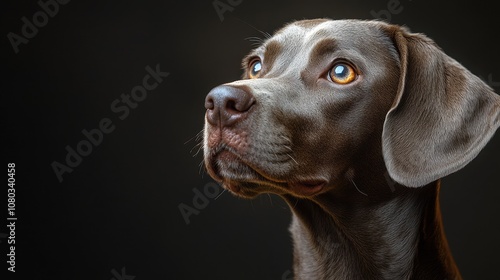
[206, 146, 281, 198]
[205, 145, 327, 198]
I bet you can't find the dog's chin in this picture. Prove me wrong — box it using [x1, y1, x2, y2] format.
[205, 150, 283, 198]
[205, 150, 327, 198]
[221, 181, 267, 199]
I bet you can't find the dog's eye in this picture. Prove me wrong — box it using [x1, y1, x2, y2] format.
[328, 63, 356, 84]
[249, 60, 262, 79]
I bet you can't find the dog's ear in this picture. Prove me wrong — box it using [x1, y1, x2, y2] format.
[381, 24, 500, 187]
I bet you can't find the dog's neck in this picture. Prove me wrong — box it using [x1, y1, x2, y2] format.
[283, 177, 462, 280]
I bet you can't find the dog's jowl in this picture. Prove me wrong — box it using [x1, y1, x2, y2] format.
[202, 19, 500, 280]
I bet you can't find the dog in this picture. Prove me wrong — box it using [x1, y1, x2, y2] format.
[202, 19, 500, 279]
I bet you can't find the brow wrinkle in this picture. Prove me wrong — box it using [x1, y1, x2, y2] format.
[299, 38, 339, 85]
[262, 40, 282, 75]
[309, 38, 338, 66]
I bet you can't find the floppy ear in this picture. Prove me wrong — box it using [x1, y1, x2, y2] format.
[381, 25, 500, 187]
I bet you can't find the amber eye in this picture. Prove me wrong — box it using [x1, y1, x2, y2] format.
[328, 63, 357, 84]
[249, 59, 262, 79]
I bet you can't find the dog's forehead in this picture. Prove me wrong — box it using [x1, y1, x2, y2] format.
[273, 19, 383, 48]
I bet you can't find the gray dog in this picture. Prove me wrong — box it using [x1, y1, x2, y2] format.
[203, 19, 500, 279]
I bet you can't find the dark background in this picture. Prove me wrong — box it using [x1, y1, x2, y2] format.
[2, 0, 499, 279]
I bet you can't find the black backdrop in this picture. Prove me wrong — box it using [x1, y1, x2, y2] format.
[3, 0, 500, 279]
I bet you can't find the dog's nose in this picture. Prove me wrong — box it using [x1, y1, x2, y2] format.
[205, 85, 255, 127]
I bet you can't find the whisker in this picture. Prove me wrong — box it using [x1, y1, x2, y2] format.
[350, 179, 368, 196]
[245, 36, 266, 47]
[288, 154, 299, 165]
[198, 160, 206, 177]
[184, 129, 204, 145]
[186, 129, 205, 158]
[234, 16, 272, 40]
[214, 188, 227, 200]
[191, 143, 204, 157]
[190, 141, 202, 154]
[267, 193, 274, 206]
[288, 197, 299, 210]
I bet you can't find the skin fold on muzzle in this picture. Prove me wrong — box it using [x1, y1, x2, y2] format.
[202, 19, 500, 279]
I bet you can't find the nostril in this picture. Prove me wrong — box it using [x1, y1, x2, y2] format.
[205, 96, 215, 110]
[204, 85, 255, 126]
[232, 97, 255, 113]
[226, 99, 253, 114]
[226, 100, 237, 112]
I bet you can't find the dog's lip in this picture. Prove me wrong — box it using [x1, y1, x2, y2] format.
[289, 180, 327, 196]
[224, 180, 241, 193]
[207, 147, 287, 184]
[207, 146, 327, 197]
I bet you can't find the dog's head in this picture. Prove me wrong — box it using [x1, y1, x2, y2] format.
[203, 19, 500, 198]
